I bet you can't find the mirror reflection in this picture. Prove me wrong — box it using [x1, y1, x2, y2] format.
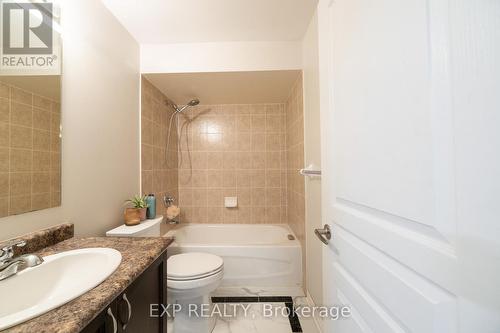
[0, 75, 61, 217]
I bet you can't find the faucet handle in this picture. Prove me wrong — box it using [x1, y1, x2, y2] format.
[0, 240, 27, 261]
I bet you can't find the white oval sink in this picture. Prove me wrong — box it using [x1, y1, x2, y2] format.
[0, 247, 122, 330]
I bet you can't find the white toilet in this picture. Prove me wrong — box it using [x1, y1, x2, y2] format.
[106, 216, 224, 333]
[167, 252, 224, 333]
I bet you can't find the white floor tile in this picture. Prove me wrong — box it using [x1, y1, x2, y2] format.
[213, 303, 292, 333]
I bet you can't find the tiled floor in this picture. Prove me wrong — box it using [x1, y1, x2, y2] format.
[213, 302, 296, 333]
[167, 296, 321, 333]
[212, 297, 301, 333]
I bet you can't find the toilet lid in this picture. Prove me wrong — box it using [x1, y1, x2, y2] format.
[167, 253, 223, 280]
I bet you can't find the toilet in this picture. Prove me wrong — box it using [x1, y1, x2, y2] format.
[167, 253, 224, 333]
[106, 216, 224, 333]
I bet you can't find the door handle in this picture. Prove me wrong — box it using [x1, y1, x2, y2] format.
[122, 293, 132, 330]
[107, 307, 117, 333]
[315, 224, 332, 245]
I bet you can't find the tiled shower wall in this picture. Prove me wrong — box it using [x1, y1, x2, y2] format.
[140, 77, 178, 217]
[285, 76, 306, 260]
[177, 104, 288, 224]
[0, 81, 61, 218]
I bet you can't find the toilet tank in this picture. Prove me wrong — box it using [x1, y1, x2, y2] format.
[106, 216, 164, 237]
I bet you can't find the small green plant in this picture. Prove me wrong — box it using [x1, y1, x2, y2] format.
[125, 195, 149, 209]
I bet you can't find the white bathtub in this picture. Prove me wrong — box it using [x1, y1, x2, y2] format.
[164, 224, 303, 297]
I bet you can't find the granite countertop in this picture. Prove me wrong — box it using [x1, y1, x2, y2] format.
[4, 236, 173, 333]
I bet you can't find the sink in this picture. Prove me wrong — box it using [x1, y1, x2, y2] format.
[0, 247, 122, 330]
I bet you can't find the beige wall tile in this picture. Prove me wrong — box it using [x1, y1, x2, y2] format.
[50, 132, 61, 152]
[223, 208, 238, 223]
[10, 125, 32, 149]
[10, 149, 32, 172]
[0, 81, 61, 217]
[11, 102, 32, 127]
[0, 122, 8, 147]
[50, 152, 61, 172]
[50, 112, 60, 133]
[251, 115, 266, 132]
[174, 103, 293, 225]
[141, 144, 153, 171]
[11, 87, 32, 105]
[206, 152, 223, 169]
[0, 98, 9, 123]
[0, 83, 10, 99]
[0, 173, 8, 197]
[0, 148, 8, 172]
[33, 95, 52, 110]
[207, 170, 223, 188]
[32, 193, 50, 210]
[10, 173, 31, 196]
[207, 188, 223, 207]
[33, 108, 51, 130]
[140, 76, 179, 211]
[222, 170, 237, 187]
[206, 206, 222, 223]
[33, 130, 50, 151]
[50, 191, 61, 207]
[285, 75, 306, 282]
[9, 195, 31, 215]
[32, 173, 50, 194]
[0, 196, 8, 218]
[50, 172, 61, 193]
[33, 151, 50, 172]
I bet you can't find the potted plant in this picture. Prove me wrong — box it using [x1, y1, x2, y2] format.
[124, 195, 149, 226]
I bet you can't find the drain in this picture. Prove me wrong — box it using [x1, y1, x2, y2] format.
[287, 234, 295, 240]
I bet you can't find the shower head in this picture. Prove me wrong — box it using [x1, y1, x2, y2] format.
[169, 98, 200, 113]
[187, 99, 200, 107]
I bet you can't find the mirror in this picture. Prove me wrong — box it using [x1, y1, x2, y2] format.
[0, 75, 61, 217]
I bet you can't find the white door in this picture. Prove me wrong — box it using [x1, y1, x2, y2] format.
[317, 0, 500, 332]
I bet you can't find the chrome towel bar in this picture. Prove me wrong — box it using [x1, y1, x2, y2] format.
[299, 164, 322, 177]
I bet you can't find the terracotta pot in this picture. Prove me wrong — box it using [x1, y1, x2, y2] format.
[124, 208, 141, 226]
[138, 207, 147, 221]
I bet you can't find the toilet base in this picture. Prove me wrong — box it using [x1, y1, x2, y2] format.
[169, 294, 216, 333]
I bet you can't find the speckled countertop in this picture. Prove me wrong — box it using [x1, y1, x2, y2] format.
[3, 236, 173, 333]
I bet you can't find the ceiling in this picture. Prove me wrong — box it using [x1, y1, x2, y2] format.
[144, 70, 301, 105]
[0, 76, 61, 101]
[101, 0, 318, 43]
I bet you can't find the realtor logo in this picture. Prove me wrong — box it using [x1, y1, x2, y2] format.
[0, 0, 61, 75]
[3, 2, 52, 54]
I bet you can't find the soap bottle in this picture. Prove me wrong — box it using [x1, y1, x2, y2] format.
[146, 194, 156, 219]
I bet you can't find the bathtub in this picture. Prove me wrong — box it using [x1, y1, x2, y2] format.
[163, 224, 303, 297]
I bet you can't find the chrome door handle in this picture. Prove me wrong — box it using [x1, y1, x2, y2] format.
[107, 307, 117, 333]
[315, 224, 332, 245]
[122, 293, 132, 330]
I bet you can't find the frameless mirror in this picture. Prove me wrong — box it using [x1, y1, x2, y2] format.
[0, 75, 61, 217]
[0, 1, 62, 218]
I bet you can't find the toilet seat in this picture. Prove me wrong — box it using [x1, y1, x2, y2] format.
[167, 253, 223, 281]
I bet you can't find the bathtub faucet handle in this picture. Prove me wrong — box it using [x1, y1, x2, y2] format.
[164, 195, 175, 207]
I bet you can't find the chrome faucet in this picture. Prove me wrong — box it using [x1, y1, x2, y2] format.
[0, 240, 44, 281]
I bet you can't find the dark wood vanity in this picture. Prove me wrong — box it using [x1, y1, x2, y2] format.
[82, 250, 168, 333]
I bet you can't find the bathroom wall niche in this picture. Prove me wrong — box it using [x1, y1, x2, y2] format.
[0, 75, 62, 218]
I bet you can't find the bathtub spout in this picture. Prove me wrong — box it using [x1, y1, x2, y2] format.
[166, 218, 180, 225]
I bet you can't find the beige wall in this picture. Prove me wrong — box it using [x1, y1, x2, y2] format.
[285, 75, 306, 288]
[0, 0, 140, 241]
[302, 11, 323, 305]
[140, 77, 179, 217]
[177, 104, 287, 224]
[0, 82, 61, 218]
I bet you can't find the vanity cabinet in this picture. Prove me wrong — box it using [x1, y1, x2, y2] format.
[81, 250, 168, 333]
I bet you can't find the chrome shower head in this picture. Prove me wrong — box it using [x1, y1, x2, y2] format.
[187, 99, 200, 107]
[169, 98, 200, 113]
